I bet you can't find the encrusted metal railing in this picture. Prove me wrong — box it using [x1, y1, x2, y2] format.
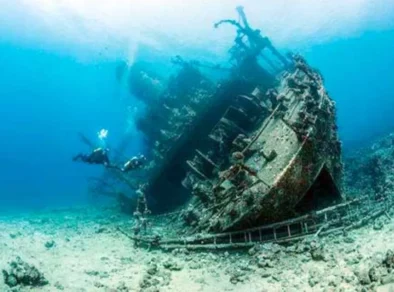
[118, 195, 392, 250]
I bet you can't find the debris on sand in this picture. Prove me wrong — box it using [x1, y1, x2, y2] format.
[45, 240, 56, 249]
[2, 257, 48, 288]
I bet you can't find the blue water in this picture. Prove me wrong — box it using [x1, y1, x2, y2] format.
[1, 3, 394, 211]
[304, 30, 394, 150]
[0, 45, 143, 211]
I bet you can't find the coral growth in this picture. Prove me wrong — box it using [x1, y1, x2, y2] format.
[2, 257, 48, 288]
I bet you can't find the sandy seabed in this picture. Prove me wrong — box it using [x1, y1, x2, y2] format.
[1, 206, 394, 292]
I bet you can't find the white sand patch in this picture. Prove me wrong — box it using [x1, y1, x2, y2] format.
[0, 207, 393, 291]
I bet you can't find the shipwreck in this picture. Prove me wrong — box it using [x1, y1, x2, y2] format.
[121, 6, 343, 236]
[86, 6, 369, 250]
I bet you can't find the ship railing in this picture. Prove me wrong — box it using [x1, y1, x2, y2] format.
[118, 194, 392, 250]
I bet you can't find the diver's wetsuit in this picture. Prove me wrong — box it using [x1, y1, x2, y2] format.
[121, 155, 146, 172]
[73, 148, 110, 166]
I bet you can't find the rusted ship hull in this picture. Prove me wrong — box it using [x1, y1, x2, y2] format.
[180, 64, 342, 233]
[123, 6, 342, 234]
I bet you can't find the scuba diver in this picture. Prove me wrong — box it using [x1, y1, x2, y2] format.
[73, 148, 147, 173]
[72, 131, 147, 172]
[73, 147, 111, 167]
[121, 154, 147, 172]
